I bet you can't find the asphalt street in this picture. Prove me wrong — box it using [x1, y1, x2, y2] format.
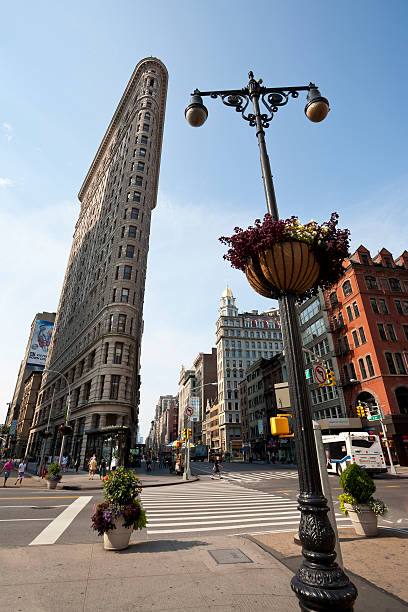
[0, 463, 406, 548]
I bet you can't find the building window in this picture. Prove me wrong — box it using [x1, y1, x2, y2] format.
[378, 323, 387, 341]
[299, 298, 321, 325]
[108, 315, 114, 332]
[112, 288, 117, 302]
[117, 314, 127, 333]
[126, 245, 134, 258]
[395, 300, 404, 315]
[343, 364, 349, 381]
[404, 325, 408, 341]
[346, 305, 353, 322]
[115, 266, 119, 280]
[360, 253, 370, 265]
[385, 352, 397, 374]
[128, 226, 137, 238]
[384, 256, 393, 268]
[131, 207, 139, 219]
[349, 362, 357, 379]
[142, 123, 149, 132]
[137, 161, 145, 171]
[338, 311, 344, 326]
[99, 375, 105, 399]
[365, 276, 378, 290]
[344, 335, 350, 351]
[359, 327, 367, 344]
[141, 135, 148, 144]
[118, 246, 122, 258]
[379, 299, 389, 314]
[110, 375, 120, 400]
[353, 302, 360, 318]
[352, 330, 359, 347]
[104, 343, 109, 364]
[342, 280, 352, 297]
[145, 112, 150, 121]
[329, 292, 338, 306]
[135, 176, 143, 186]
[387, 323, 397, 341]
[395, 353, 407, 375]
[139, 148, 146, 158]
[133, 191, 141, 202]
[390, 278, 402, 292]
[121, 288, 129, 303]
[114, 343, 123, 364]
[366, 355, 375, 377]
[123, 265, 132, 280]
[84, 380, 92, 401]
[358, 359, 367, 379]
[370, 298, 379, 314]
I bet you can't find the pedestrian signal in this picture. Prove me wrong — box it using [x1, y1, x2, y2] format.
[270, 414, 294, 437]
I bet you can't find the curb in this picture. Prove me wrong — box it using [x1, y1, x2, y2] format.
[23, 475, 200, 491]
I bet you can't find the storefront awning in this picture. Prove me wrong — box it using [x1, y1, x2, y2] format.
[85, 425, 130, 435]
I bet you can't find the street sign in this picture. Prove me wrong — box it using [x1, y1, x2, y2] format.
[368, 415, 382, 421]
[185, 406, 194, 417]
[314, 365, 327, 385]
[305, 369, 311, 379]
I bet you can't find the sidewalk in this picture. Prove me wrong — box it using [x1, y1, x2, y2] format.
[1, 529, 407, 611]
[23, 465, 198, 490]
[249, 527, 408, 611]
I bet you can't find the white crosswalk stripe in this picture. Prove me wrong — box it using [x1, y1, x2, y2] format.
[193, 466, 299, 482]
[140, 481, 349, 536]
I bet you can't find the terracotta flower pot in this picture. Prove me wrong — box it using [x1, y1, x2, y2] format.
[245, 241, 320, 297]
[103, 519, 132, 551]
[345, 503, 378, 537]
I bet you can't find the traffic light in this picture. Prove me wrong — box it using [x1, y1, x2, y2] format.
[356, 404, 370, 418]
[326, 369, 337, 386]
[186, 428, 191, 439]
[270, 414, 294, 437]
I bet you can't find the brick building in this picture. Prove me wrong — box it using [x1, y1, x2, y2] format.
[324, 245, 408, 465]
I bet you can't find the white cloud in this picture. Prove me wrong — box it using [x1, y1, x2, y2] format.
[2, 122, 13, 141]
[0, 177, 13, 188]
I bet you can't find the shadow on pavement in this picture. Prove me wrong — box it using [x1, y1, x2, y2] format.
[116, 539, 208, 554]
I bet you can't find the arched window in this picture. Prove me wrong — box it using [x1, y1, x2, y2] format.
[342, 280, 352, 297]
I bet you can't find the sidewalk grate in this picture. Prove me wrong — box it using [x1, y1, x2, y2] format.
[208, 548, 253, 564]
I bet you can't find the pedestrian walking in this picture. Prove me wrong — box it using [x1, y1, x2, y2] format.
[99, 457, 106, 479]
[61, 455, 68, 472]
[0, 459, 14, 487]
[14, 460, 26, 486]
[211, 457, 222, 480]
[88, 455, 97, 479]
[110, 455, 118, 472]
[74, 457, 81, 472]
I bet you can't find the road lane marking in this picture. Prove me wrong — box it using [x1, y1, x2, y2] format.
[275, 490, 294, 492]
[0, 505, 69, 509]
[0, 518, 54, 521]
[29, 496, 92, 546]
[0, 496, 78, 501]
[385, 485, 400, 488]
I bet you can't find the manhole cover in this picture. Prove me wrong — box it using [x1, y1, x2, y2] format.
[208, 549, 253, 564]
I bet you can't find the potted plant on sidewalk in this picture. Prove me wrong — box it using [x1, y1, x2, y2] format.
[338, 463, 388, 536]
[219, 212, 350, 300]
[45, 462, 62, 490]
[91, 466, 146, 550]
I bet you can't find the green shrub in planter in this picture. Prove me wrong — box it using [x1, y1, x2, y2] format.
[45, 462, 62, 481]
[338, 464, 387, 517]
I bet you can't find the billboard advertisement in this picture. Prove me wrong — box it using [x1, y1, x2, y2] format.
[27, 320, 54, 367]
[188, 396, 200, 422]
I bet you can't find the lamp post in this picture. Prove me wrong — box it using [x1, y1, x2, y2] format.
[185, 73, 357, 610]
[43, 369, 72, 465]
[184, 381, 218, 480]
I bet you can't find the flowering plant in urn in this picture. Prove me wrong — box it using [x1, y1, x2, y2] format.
[220, 212, 350, 300]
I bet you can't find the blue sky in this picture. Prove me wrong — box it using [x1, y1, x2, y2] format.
[1, 1, 407, 437]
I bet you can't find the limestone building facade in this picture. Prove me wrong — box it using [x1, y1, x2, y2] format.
[28, 58, 168, 467]
[216, 287, 282, 457]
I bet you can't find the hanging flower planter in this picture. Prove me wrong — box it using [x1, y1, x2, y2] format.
[220, 213, 350, 300]
[58, 425, 73, 436]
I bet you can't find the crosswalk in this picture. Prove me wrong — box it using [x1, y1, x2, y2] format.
[193, 466, 299, 482]
[140, 481, 349, 537]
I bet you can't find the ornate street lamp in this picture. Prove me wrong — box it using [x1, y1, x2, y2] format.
[185, 73, 357, 611]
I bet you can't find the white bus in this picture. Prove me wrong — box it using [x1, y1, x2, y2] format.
[322, 431, 387, 476]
